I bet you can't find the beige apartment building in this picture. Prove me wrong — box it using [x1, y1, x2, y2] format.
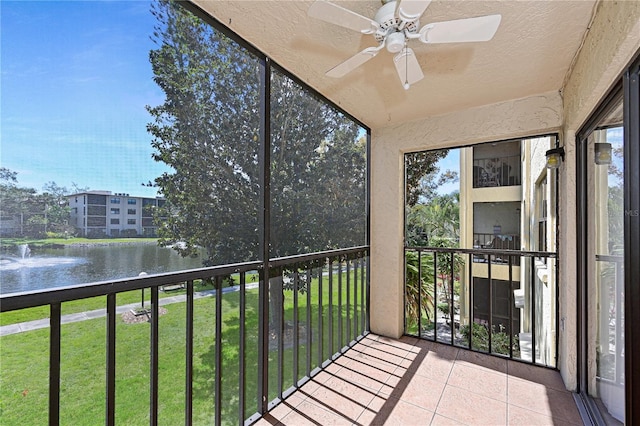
[67, 191, 165, 238]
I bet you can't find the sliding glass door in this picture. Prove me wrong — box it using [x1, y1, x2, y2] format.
[578, 55, 640, 425]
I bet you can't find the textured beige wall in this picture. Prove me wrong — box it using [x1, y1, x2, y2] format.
[368, 0, 639, 392]
[369, 92, 563, 338]
[558, 0, 640, 391]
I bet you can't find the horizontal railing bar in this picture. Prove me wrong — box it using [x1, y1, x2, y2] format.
[0, 261, 263, 312]
[269, 246, 369, 267]
[1, 247, 371, 313]
[405, 246, 557, 258]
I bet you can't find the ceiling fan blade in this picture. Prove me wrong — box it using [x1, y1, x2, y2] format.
[326, 46, 381, 78]
[393, 47, 424, 89]
[396, 0, 432, 22]
[419, 14, 502, 44]
[308, 0, 379, 34]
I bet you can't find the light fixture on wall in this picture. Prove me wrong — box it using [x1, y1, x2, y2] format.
[545, 146, 565, 169]
[594, 142, 612, 165]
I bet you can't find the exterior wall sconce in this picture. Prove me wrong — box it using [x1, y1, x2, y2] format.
[594, 142, 612, 165]
[545, 147, 565, 169]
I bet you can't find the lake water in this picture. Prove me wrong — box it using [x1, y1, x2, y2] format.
[0, 243, 207, 295]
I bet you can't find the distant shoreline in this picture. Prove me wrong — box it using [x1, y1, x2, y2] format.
[0, 238, 160, 252]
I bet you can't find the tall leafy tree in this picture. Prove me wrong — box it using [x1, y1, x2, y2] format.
[147, 0, 262, 265]
[147, 0, 366, 266]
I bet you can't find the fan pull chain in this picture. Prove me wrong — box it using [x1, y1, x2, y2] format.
[403, 41, 410, 90]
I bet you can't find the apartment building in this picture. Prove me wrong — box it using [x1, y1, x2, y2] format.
[458, 136, 556, 365]
[67, 191, 166, 237]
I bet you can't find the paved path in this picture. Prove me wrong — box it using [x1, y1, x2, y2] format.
[0, 284, 258, 337]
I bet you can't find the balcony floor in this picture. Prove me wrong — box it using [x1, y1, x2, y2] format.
[256, 334, 584, 425]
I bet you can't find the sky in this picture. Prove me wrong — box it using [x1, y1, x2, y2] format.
[1, 0, 167, 197]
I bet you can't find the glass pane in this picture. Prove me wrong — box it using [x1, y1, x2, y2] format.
[591, 115, 625, 422]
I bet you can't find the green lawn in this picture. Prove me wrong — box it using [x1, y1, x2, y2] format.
[0, 271, 367, 425]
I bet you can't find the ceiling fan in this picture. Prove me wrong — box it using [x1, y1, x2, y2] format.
[308, 0, 501, 90]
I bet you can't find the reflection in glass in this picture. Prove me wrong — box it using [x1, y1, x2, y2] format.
[592, 124, 625, 423]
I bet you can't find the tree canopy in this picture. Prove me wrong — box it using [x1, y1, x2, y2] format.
[0, 168, 74, 238]
[147, 0, 367, 265]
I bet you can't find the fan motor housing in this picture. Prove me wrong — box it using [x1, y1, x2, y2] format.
[385, 32, 405, 53]
[373, 1, 419, 43]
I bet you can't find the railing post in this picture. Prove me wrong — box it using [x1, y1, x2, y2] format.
[214, 276, 223, 426]
[150, 286, 159, 426]
[49, 302, 61, 426]
[106, 293, 116, 426]
[450, 252, 455, 346]
[238, 274, 246, 425]
[186, 280, 194, 426]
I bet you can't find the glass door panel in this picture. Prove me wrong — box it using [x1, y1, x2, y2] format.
[587, 101, 625, 423]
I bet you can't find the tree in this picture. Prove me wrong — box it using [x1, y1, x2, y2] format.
[0, 169, 38, 237]
[147, 0, 366, 266]
[146, 0, 367, 332]
[0, 170, 74, 238]
[147, 0, 262, 265]
[405, 150, 450, 207]
[41, 181, 74, 235]
[406, 192, 460, 247]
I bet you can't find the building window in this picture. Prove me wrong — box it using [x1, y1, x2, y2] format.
[536, 174, 548, 256]
[110, 218, 119, 225]
[127, 199, 136, 205]
[110, 208, 120, 215]
[127, 219, 136, 225]
[111, 197, 120, 204]
[127, 209, 136, 215]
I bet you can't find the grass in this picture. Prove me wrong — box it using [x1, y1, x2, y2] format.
[0, 270, 367, 425]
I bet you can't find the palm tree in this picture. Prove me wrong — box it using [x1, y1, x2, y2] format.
[405, 250, 435, 334]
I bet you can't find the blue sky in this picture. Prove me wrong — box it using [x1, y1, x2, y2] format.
[1, 0, 167, 197]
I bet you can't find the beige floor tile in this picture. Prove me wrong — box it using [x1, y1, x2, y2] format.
[280, 400, 352, 426]
[383, 372, 446, 412]
[356, 394, 435, 426]
[507, 361, 566, 391]
[455, 348, 508, 375]
[258, 335, 584, 426]
[309, 375, 377, 420]
[338, 357, 394, 392]
[429, 414, 465, 425]
[447, 363, 507, 402]
[405, 341, 458, 383]
[508, 404, 580, 425]
[436, 384, 507, 425]
[507, 377, 582, 424]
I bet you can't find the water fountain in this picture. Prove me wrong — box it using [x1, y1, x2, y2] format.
[18, 244, 31, 259]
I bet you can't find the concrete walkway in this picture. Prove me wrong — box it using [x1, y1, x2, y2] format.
[0, 284, 258, 337]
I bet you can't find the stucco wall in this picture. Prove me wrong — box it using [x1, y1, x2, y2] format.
[370, 91, 563, 338]
[559, 0, 640, 391]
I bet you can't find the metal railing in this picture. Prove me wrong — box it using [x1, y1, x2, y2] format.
[473, 155, 521, 188]
[473, 233, 521, 265]
[0, 246, 369, 425]
[404, 246, 557, 367]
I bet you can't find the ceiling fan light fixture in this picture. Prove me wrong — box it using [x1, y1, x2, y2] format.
[386, 32, 406, 53]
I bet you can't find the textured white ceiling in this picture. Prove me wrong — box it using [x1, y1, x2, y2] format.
[193, 0, 597, 129]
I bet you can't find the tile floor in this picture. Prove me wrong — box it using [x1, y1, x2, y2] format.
[255, 334, 584, 425]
